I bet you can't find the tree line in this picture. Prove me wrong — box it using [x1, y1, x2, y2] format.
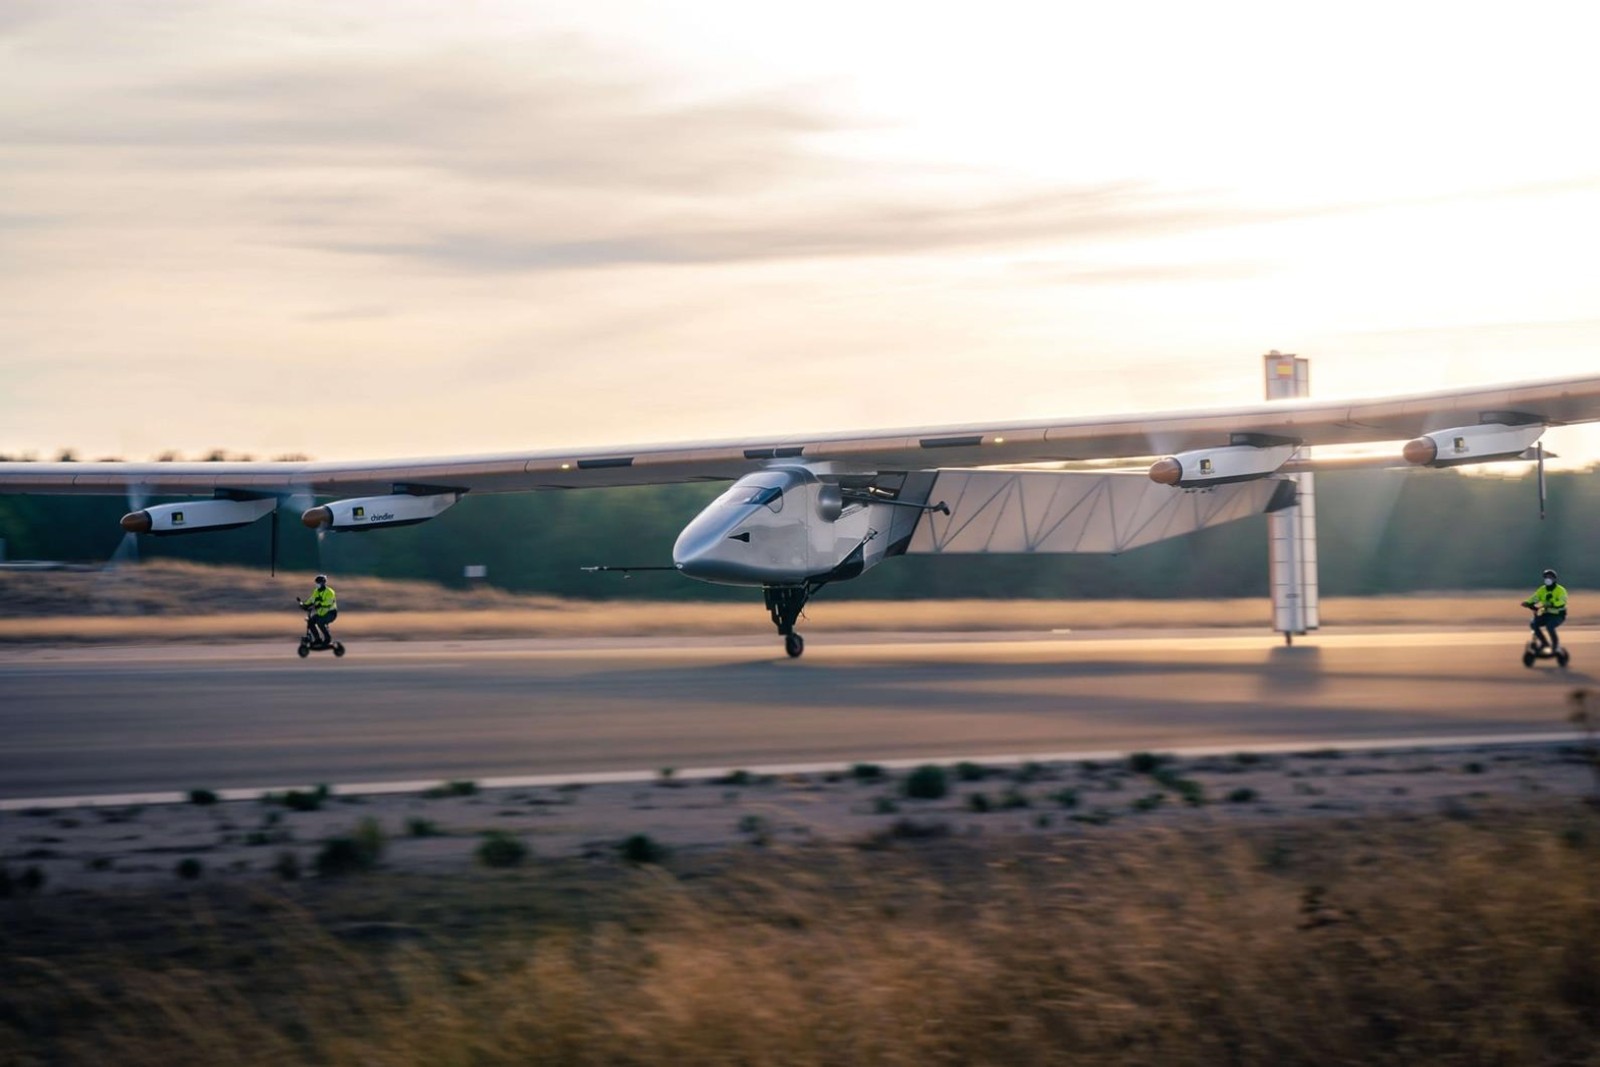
[0, 468, 1593, 600]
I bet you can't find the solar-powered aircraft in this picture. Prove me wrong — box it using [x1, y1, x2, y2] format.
[4, 373, 1599, 657]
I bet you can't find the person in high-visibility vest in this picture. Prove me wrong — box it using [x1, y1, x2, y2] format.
[298, 574, 338, 645]
[1522, 568, 1568, 654]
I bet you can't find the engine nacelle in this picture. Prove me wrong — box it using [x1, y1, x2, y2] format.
[120, 497, 276, 535]
[1402, 423, 1545, 467]
[302, 492, 460, 532]
[1148, 443, 1296, 488]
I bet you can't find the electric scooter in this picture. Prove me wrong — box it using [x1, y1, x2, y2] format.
[1522, 604, 1569, 669]
[296, 601, 346, 659]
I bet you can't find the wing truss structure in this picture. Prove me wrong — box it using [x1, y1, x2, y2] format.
[904, 471, 1293, 555]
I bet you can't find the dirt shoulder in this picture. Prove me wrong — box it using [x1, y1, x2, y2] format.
[0, 561, 1535, 641]
[4, 740, 1596, 894]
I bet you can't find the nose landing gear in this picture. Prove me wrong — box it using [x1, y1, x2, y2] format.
[766, 586, 811, 659]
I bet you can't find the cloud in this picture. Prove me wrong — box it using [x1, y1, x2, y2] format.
[316, 184, 1277, 271]
[0, 10, 1292, 278]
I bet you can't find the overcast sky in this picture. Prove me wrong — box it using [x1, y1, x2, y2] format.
[2, 0, 1598, 464]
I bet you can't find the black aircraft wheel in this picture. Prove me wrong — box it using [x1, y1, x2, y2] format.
[333, 643, 346, 658]
[784, 632, 805, 659]
[297, 643, 310, 659]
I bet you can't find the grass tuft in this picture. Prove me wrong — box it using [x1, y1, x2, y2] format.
[187, 788, 220, 806]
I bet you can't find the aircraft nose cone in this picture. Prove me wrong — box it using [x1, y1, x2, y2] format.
[120, 510, 152, 534]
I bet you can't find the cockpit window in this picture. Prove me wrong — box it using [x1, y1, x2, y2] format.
[719, 484, 784, 512]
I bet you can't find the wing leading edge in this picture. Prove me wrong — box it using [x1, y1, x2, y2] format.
[3, 373, 1599, 498]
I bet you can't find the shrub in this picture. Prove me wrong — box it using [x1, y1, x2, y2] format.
[1129, 752, 1166, 774]
[656, 768, 682, 788]
[1132, 793, 1165, 813]
[274, 851, 301, 880]
[903, 764, 949, 800]
[316, 835, 380, 877]
[280, 789, 323, 812]
[188, 788, 219, 806]
[851, 763, 885, 782]
[619, 833, 667, 865]
[1014, 762, 1048, 783]
[737, 814, 769, 835]
[872, 797, 900, 814]
[175, 857, 204, 880]
[1227, 787, 1260, 804]
[712, 769, 755, 786]
[968, 792, 992, 813]
[955, 761, 990, 782]
[424, 780, 478, 799]
[17, 867, 45, 894]
[477, 831, 529, 868]
[1156, 774, 1206, 807]
[354, 818, 386, 862]
[406, 818, 440, 838]
[1051, 788, 1080, 809]
[999, 789, 1031, 811]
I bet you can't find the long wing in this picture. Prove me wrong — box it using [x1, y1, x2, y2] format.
[4, 373, 1599, 497]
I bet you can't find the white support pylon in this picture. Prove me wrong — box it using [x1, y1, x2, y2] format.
[1264, 352, 1319, 644]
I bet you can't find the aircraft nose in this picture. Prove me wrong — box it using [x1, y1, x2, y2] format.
[672, 510, 761, 584]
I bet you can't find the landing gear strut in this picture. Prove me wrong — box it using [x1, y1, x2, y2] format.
[765, 585, 810, 658]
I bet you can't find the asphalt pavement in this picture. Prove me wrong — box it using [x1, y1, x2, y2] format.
[1, 628, 1592, 800]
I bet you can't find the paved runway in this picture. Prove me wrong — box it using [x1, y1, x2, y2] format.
[1, 629, 1592, 800]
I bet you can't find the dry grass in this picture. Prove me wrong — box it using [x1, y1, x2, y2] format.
[0, 561, 1532, 642]
[4, 808, 1598, 1065]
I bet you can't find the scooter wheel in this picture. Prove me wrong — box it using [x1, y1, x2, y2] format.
[333, 643, 346, 658]
[1556, 649, 1570, 668]
[297, 644, 310, 659]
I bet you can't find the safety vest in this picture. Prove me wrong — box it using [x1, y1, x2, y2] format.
[307, 586, 337, 616]
[1526, 583, 1568, 614]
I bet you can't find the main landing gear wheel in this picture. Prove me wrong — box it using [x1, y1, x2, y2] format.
[765, 585, 812, 660]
